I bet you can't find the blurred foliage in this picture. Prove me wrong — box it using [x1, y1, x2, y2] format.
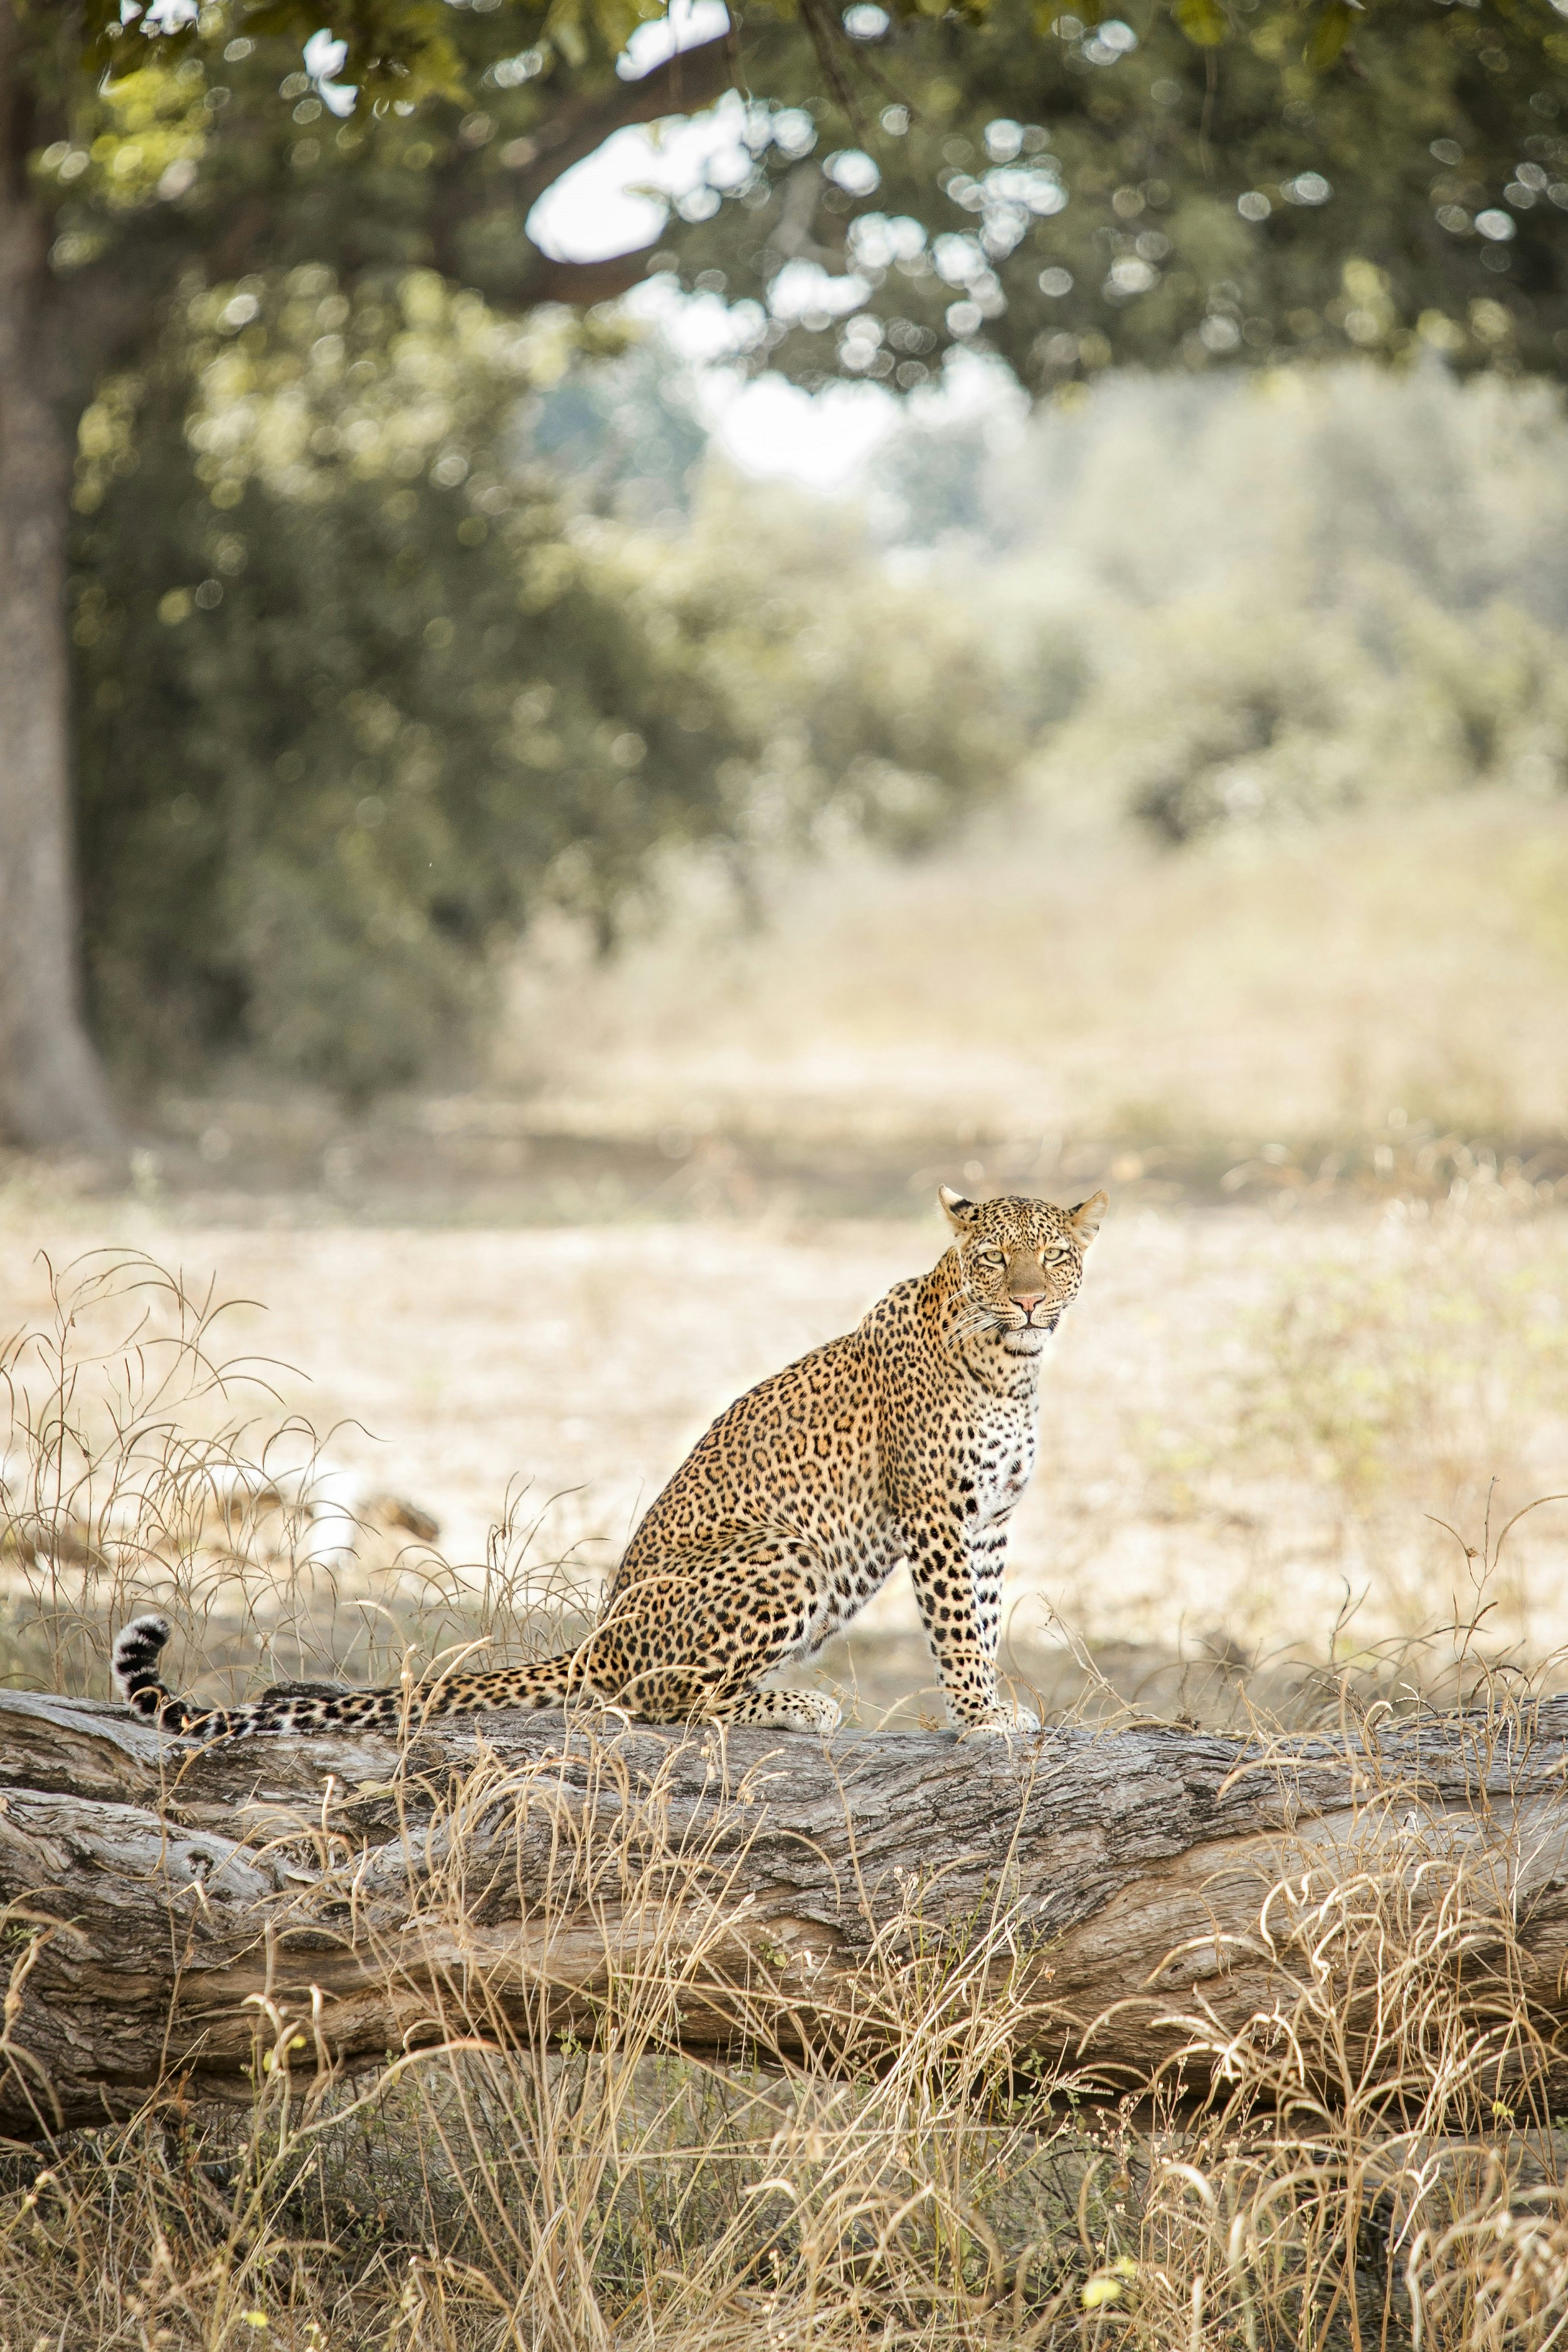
[37, 0, 1568, 410]
[956, 363, 1568, 845]
[67, 275, 1034, 1092]
[29, 14, 620, 323]
[661, 0, 1568, 391]
[24, 0, 1567, 1100]
[69, 273, 744, 1090]
[1063, 585, 1568, 845]
[73, 0, 608, 100]
[623, 469, 1066, 863]
[876, 359, 1568, 600]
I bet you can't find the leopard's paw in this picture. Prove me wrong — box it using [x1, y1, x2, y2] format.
[956, 1701, 1041, 1738]
[729, 1688, 842, 1732]
[773, 1691, 843, 1733]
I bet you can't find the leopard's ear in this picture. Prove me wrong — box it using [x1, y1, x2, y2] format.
[1067, 1190, 1108, 1247]
[939, 1184, 979, 1231]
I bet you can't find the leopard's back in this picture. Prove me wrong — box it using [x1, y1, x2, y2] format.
[617, 1280, 923, 1581]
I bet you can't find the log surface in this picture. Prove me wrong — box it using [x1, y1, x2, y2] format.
[3, 1686, 1566, 2134]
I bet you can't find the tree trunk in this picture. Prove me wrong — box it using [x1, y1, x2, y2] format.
[3, 1685, 1566, 2139]
[0, 6, 117, 1154]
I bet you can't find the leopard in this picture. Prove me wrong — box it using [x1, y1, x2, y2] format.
[111, 1184, 1106, 1744]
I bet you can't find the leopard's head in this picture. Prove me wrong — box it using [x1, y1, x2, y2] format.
[938, 1186, 1106, 1357]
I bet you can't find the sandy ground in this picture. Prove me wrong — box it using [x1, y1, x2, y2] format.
[5, 1187, 1567, 1719]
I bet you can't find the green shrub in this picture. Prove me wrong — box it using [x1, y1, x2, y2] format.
[68, 274, 1043, 1097]
[70, 273, 760, 1096]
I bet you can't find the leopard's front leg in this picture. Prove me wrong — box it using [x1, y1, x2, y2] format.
[903, 1508, 1014, 1730]
[971, 1513, 1012, 1668]
[971, 1517, 1039, 1730]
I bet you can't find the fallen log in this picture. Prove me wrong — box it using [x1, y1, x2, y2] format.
[2, 1684, 1567, 2136]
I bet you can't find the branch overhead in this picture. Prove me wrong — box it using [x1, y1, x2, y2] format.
[429, 34, 734, 310]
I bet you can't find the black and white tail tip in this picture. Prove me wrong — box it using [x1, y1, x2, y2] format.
[112, 1613, 172, 1705]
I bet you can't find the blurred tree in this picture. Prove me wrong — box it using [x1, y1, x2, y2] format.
[69, 275, 765, 1092]
[3, 0, 1564, 1141]
[2, 0, 730, 1145]
[644, 466, 1067, 854]
[528, 334, 711, 519]
[976, 363, 1568, 843]
[69, 277, 1046, 1090]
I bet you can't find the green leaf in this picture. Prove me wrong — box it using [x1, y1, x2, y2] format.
[1173, 0, 1228, 46]
[1306, 0, 1357, 69]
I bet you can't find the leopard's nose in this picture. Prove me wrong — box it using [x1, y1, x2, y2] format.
[1012, 1291, 1044, 1313]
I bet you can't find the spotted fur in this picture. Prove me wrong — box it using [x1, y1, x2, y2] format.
[111, 1187, 1106, 1742]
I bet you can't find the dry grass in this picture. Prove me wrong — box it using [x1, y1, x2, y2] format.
[4, 1253, 1568, 2348]
[9, 1786, 1566, 2352]
[5, 1765, 1567, 2351]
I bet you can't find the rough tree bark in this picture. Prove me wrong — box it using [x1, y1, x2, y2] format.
[0, 4, 118, 1154]
[3, 1684, 1567, 2139]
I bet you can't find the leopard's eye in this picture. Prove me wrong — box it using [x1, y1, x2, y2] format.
[977, 1244, 1004, 1267]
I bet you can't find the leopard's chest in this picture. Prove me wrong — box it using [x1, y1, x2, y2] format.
[956, 1401, 1039, 1523]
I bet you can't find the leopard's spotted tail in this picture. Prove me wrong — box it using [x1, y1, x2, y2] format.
[111, 1613, 580, 1743]
[112, 1614, 176, 1710]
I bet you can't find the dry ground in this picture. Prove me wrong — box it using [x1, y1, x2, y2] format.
[4, 1185, 1565, 1720]
[497, 793, 1568, 1158]
[23, 794, 1560, 1226]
